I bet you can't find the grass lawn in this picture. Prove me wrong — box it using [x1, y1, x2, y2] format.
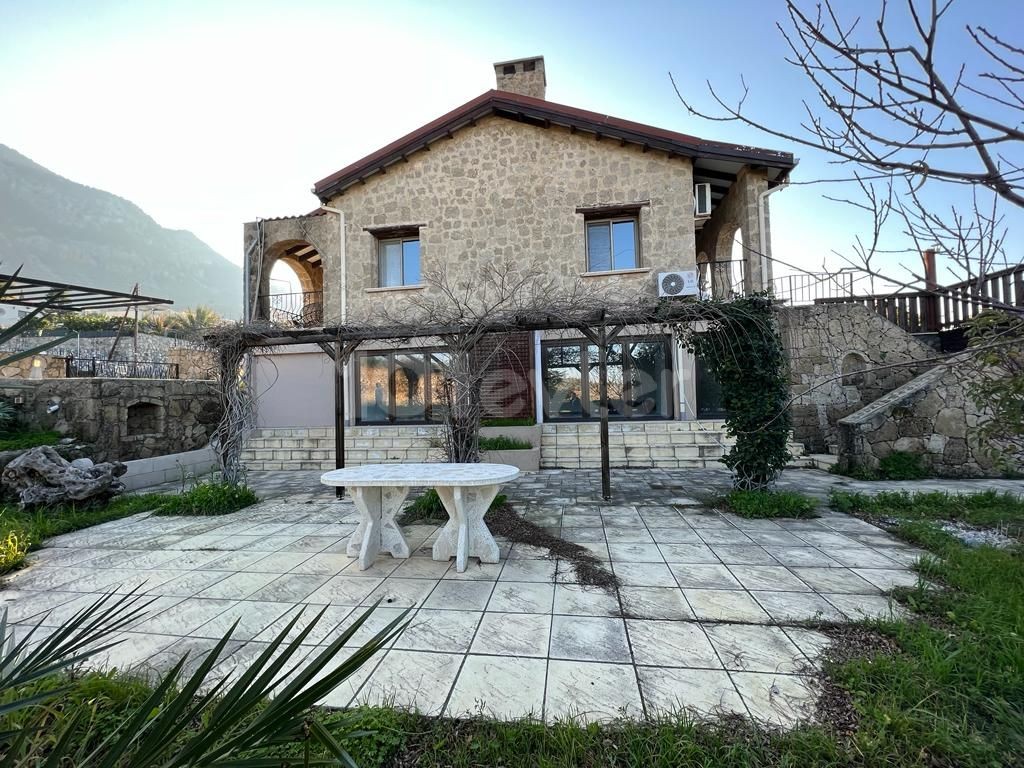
[2, 491, 1022, 765]
[719, 489, 818, 519]
[831, 489, 1024, 538]
[0, 430, 61, 452]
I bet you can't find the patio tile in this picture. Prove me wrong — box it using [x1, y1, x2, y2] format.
[389, 558, 453, 579]
[696, 529, 754, 546]
[852, 568, 920, 591]
[190, 600, 294, 640]
[553, 584, 620, 617]
[289, 553, 357, 575]
[306, 575, 384, 606]
[354, 649, 463, 714]
[684, 515, 732, 529]
[446, 655, 545, 720]
[246, 574, 331, 603]
[196, 572, 280, 600]
[752, 591, 845, 623]
[6, 566, 95, 592]
[612, 561, 677, 587]
[602, 528, 655, 544]
[619, 586, 691, 620]
[242, 535, 305, 552]
[253, 605, 353, 645]
[363, 578, 439, 608]
[710, 545, 779, 565]
[499, 559, 556, 583]
[669, 563, 741, 589]
[85, 631, 180, 671]
[607, 543, 665, 562]
[422, 580, 494, 610]
[305, 646, 387, 708]
[745, 531, 808, 547]
[336, 605, 413, 647]
[824, 593, 907, 620]
[823, 548, 899, 568]
[561, 527, 605, 543]
[637, 666, 745, 718]
[796, 532, 864, 549]
[731, 672, 818, 727]
[705, 624, 807, 673]
[487, 581, 555, 613]
[201, 551, 274, 571]
[550, 616, 631, 662]
[727, 565, 811, 592]
[132, 598, 238, 635]
[657, 543, 720, 563]
[142, 570, 227, 597]
[441, 561, 504, 580]
[279, 536, 346, 553]
[242, 552, 315, 573]
[783, 627, 832, 667]
[545, 660, 643, 723]
[507, 543, 550, 559]
[470, 613, 550, 657]
[792, 567, 881, 594]
[647, 527, 703, 544]
[762, 547, 841, 568]
[394, 609, 482, 653]
[626, 619, 719, 668]
[683, 589, 770, 623]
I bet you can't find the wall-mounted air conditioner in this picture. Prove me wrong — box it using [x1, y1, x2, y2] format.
[694, 183, 712, 217]
[658, 270, 699, 298]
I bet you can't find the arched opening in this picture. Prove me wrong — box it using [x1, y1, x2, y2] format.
[258, 239, 324, 327]
[728, 230, 747, 296]
[126, 401, 163, 436]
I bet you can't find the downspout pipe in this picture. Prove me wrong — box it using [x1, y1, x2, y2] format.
[756, 182, 787, 293]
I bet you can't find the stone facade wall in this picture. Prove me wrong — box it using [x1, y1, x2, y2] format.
[1, 332, 187, 364]
[778, 303, 935, 453]
[167, 346, 218, 380]
[837, 362, 1016, 477]
[0, 378, 222, 461]
[0, 355, 65, 379]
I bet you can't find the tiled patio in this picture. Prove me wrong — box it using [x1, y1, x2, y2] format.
[2, 469, 1017, 726]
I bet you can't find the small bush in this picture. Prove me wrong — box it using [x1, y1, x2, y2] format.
[154, 481, 258, 516]
[399, 489, 507, 525]
[479, 435, 532, 451]
[877, 450, 930, 480]
[0, 529, 29, 571]
[724, 489, 818, 519]
[0, 430, 61, 451]
[480, 416, 535, 427]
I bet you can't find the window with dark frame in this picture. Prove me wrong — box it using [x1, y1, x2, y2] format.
[356, 348, 449, 424]
[541, 336, 672, 421]
[377, 235, 421, 288]
[585, 216, 639, 272]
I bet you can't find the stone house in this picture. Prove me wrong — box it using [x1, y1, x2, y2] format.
[241, 57, 796, 471]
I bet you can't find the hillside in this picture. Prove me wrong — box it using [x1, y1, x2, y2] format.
[0, 144, 240, 316]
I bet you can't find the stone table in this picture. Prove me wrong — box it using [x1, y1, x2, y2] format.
[320, 463, 520, 572]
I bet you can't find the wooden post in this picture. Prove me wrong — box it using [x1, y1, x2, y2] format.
[921, 248, 940, 331]
[597, 325, 611, 501]
[334, 341, 345, 499]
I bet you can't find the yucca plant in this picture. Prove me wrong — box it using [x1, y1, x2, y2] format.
[0, 266, 76, 368]
[0, 591, 408, 767]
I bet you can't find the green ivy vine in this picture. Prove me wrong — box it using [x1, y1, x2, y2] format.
[681, 295, 791, 490]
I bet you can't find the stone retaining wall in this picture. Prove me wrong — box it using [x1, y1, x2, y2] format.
[242, 425, 445, 471]
[541, 421, 733, 469]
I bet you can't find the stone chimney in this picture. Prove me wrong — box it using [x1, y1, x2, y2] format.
[493, 56, 546, 100]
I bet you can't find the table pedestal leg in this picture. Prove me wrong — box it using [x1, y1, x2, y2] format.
[432, 485, 500, 573]
[347, 486, 410, 570]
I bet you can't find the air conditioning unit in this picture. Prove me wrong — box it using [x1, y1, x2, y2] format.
[694, 183, 712, 217]
[658, 270, 699, 298]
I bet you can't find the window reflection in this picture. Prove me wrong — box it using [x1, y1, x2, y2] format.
[357, 349, 446, 423]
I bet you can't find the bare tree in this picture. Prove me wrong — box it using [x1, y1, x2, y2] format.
[676, 0, 1022, 293]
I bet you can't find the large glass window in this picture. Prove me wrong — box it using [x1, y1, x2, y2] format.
[542, 336, 672, 420]
[357, 349, 446, 423]
[377, 237, 421, 287]
[586, 217, 638, 271]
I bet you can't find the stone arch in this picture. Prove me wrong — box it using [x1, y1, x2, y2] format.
[124, 398, 165, 437]
[257, 238, 324, 326]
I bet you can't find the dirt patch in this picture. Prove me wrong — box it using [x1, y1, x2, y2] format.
[812, 625, 899, 738]
[485, 502, 620, 592]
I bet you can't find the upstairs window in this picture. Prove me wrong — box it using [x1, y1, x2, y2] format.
[377, 236, 421, 287]
[585, 216, 639, 272]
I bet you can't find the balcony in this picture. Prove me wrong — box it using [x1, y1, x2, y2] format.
[259, 291, 324, 328]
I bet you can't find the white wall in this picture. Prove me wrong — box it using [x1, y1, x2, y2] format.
[253, 346, 335, 428]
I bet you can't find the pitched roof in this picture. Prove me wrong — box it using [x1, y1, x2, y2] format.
[312, 90, 796, 202]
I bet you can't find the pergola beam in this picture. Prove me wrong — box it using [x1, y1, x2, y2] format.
[0, 273, 172, 311]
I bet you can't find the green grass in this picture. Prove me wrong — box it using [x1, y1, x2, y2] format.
[479, 435, 533, 451]
[481, 416, 536, 427]
[0, 430, 61, 451]
[722, 489, 818, 519]
[830, 489, 1024, 537]
[399, 489, 506, 526]
[152, 480, 258, 517]
[831, 450, 933, 481]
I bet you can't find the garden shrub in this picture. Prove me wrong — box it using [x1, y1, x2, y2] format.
[724, 489, 817, 519]
[154, 480, 258, 516]
[877, 450, 930, 480]
[481, 416, 536, 427]
[0, 529, 29, 571]
[479, 435, 532, 451]
[0, 430, 61, 451]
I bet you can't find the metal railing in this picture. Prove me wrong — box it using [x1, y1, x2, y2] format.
[770, 271, 861, 305]
[814, 263, 1024, 333]
[258, 291, 324, 327]
[66, 358, 180, 379]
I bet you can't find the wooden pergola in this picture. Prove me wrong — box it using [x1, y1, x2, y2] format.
[226, 299, 740, 500]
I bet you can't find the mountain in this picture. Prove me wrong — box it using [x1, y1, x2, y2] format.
[0, 144, 240, 317]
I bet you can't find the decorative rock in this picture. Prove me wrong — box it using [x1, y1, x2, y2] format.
[70, 457, 95, 469]
[1, 446, 126, 508]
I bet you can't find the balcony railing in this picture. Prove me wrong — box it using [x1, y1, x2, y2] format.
[259, 291, 324, 328]
[67, 357, 180, 379]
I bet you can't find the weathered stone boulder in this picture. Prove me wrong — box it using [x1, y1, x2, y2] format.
[1, 446, 126, 508]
